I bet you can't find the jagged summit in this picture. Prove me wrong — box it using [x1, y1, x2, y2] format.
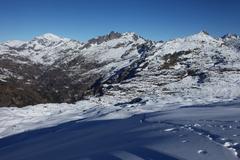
[86, 31, 148, 45]
[87, 31, 122, 44]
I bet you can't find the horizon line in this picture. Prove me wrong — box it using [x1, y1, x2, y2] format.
[0, 30, 239, 43]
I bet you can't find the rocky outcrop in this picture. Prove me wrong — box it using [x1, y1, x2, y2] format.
[88, 31, 122, 45]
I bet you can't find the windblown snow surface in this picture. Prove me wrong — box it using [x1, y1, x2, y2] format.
[1, 101, 240, 160]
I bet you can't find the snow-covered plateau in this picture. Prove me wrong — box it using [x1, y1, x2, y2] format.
[0, 31, 240, 159]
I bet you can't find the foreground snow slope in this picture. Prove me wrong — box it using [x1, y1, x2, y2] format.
[0, 97, 183, 139]
[1, 102, 240, 160]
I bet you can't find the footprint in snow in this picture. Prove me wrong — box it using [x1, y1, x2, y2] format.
[233, 134, 239, 137]
[198, 150, 208, 154]
[181, 140, 189, 143]
[164, 128, 178, 132]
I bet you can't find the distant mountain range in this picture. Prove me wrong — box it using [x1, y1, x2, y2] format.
[0, 31, 240, 107]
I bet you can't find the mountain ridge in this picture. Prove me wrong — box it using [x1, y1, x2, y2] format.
[0, 31, 240, 107]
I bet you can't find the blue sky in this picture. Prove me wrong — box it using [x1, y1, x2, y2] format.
[0, 0, 239, 42]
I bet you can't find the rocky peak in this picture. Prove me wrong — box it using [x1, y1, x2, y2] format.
[107, 31, 122, 40]
[87, 31, 122, 45]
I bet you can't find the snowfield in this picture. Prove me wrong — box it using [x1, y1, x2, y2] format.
[0, 95, 239, 140]
[1, 102, 240, 160]
[0, 97, 182, 139]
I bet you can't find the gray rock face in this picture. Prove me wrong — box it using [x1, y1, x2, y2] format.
[88, 31, 122, 45]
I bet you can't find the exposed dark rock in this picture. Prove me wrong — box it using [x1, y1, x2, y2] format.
[137, 44, 148, 54]
[197, 72, 208, 84]
[114, 97, 146, 106]
[161, 50, 192, 69]
[105, 58, 144, 84]
[187, 69, 208, 84]
[201, 30, 210, 35]
[212, 53, 227, 66]
[91, 78, 104, 97]
[129, 97, 143, 104]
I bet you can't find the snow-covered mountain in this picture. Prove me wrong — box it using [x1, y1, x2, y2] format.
[0, 31, 240, 108]
[0, 31, 149, 107]
[1, 31, 240, 139]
